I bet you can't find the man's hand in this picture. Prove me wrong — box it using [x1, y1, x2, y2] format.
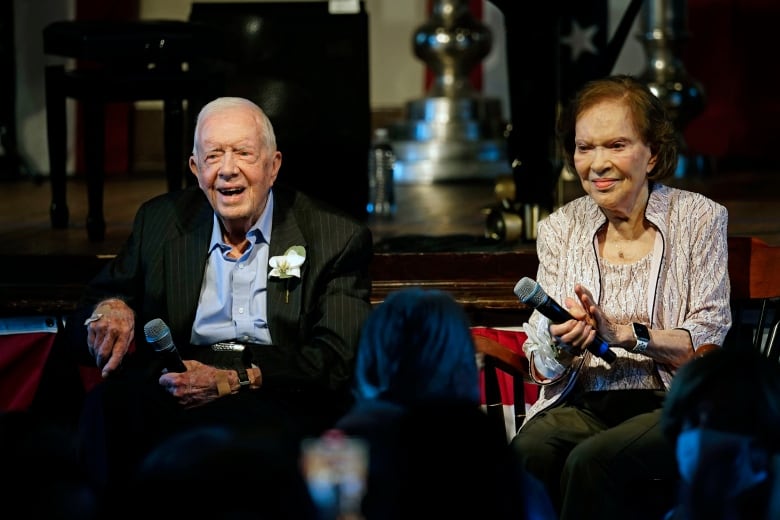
[159, 360, 226, 408]
[85, 298, 134, 378]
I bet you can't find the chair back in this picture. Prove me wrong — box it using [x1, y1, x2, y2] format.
[472, 327, 536, 442]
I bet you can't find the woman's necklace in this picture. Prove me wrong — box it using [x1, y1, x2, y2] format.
[601, 225, 653, 263]
[614, 240, 628, 259]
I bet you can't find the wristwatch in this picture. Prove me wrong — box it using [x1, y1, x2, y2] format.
[631, 323, 651, 354]
[236, 366, 251, 390]
[552, 340, 574, 364]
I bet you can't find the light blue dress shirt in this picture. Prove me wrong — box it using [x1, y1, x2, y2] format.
[190, 191, 275, 346]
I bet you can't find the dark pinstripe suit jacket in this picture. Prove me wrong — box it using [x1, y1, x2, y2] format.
[68, 184, 374, 394]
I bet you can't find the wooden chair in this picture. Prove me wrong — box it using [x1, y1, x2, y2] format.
[471, 327, 535, 443]
[694, 343, 721, 358]
[727, 236, 780, 357]
[763, 321, 780, 363]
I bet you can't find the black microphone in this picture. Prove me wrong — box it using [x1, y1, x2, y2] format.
[144, 318, 187, 373]
[514, 277, 617, 364]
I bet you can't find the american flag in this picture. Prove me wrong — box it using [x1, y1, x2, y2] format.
[481, 0, 643, 208]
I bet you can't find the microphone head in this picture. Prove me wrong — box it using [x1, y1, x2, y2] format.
[513, 277, 547, 307]
[144, 318, 174, 352]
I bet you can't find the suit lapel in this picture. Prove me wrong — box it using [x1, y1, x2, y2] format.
[166, 207, 212, 339]
[268, 191, 307, 345]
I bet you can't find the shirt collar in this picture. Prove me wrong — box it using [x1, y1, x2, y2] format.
[207, 189, 275, 253]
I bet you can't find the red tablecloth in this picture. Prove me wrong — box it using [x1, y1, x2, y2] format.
[0, 317, 59, 411]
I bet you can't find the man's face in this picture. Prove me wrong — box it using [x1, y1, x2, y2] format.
[189, 105, 281, 233]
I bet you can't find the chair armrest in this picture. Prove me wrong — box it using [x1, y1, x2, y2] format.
[695, 343, 721, 358]
[472, 334, 531, 381]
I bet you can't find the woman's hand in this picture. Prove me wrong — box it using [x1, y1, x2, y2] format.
[573, 283, 624, 345]
[549, 290, 597, 357]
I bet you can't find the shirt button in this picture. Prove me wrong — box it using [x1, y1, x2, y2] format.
[238, 308, 244, 314]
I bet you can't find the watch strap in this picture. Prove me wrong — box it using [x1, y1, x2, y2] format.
[236, 366, 251, 390]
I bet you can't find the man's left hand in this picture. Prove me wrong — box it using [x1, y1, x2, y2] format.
[159, 360, 225, 408]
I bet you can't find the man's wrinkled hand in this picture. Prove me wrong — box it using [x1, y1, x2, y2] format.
[85, 298, 134, 378]
[159, 360, 225, 408]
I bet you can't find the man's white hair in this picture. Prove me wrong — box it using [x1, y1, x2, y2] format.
[192, 97, 277, 154]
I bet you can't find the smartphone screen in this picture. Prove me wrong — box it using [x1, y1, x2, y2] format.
[301, 430, 369, 520]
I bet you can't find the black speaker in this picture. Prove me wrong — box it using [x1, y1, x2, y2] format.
[189, 2, 370, 220]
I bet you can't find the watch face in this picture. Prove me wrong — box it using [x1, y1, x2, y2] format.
[634, 323, 650, 340]
[633, 323, 650, 352]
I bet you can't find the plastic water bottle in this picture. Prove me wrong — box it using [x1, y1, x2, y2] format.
[367, 128, 396, 217]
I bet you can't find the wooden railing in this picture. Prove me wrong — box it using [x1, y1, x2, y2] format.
[369, 250, 539, 326]
[1, 237, 779, 333]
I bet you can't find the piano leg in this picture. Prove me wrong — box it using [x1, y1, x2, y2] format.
[45, 65, 69, 229]
[83, 100, 105, 242]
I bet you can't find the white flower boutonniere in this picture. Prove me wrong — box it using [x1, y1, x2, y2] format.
[269, 246, 306, 303]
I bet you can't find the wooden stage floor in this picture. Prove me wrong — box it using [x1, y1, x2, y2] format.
[1, 167, 779, 258]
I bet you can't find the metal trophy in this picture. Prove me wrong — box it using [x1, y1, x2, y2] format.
[638, 0, 707, 177]
[389, 0, 510, 184]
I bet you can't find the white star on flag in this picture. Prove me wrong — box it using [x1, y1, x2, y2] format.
[561, 20, 599, 62]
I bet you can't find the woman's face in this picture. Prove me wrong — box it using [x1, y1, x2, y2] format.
[573, 99, 657, 217]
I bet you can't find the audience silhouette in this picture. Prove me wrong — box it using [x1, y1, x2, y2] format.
[661, 346, 780, 520]
[0, 409, 101, 519]
[330, 287, 556, 520]
[125, 423, 318, 520]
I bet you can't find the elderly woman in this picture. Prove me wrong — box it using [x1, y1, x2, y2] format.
[509, 75, 731, 520]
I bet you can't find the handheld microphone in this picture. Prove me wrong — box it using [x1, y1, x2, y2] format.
[144, 318, 187, 372]
[514, 277, 617, 364]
